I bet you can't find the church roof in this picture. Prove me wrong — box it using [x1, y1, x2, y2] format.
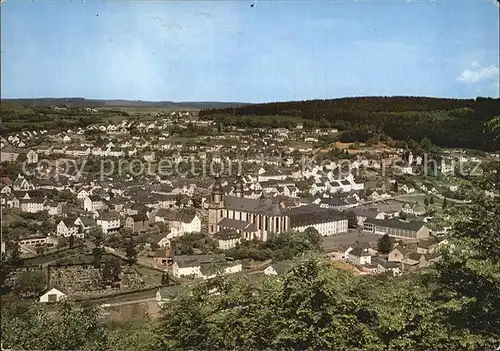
[224, 195, 285, 216]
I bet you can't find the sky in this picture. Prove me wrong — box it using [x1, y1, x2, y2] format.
[1, 0, 499, 102]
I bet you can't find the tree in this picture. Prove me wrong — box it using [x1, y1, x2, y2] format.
[191, 196, 202, 208]
[8, 240, 22, 266]
[93, 247, 103, 268]
[399, 211, 407, 220]
[161, 271, 170, 286]
[175, 194, 183, 208]
[156, 255, 500, 350]
[429, 196, 435, 205]
[346, 210, 358, 228]
[125, 237, 137, 265]
[420, 137, 433, 151]
[424, 197, 429, 207]
[392, 180, 398, 193]
[1, 301, 108, 350]
[14, 270, 46, 298]
[102, 259, 121, 285]
[442, 197, 448, 209]
[69, 234, 75, 248]
[377, 234, 394, 254]
[429, 189, 500, 348]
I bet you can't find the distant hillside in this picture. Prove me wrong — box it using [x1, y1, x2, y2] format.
[1, 98, 247, 110]
[199, 96, 500, 151]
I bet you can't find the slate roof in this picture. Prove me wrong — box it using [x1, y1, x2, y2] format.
[286, 205, 347, 227]
[214, 229, 242, 240]
[129, 214, 148, 222]
[349, 247, 370, 257]
[217, 218, 256, 232]
[364, 218, 425, 232]
[157, 210, 196, 223]
[352, 207, 380, 218]
[224, 195, 285, 216]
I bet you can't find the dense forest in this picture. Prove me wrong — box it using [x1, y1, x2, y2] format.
[199, 96, 500, 151]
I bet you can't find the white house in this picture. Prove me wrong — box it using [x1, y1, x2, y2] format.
[20, 198, 46, 213]
[172, 260, 203, 278]
[96, 211, 121, 235]
[57, 219, 81, 238]
[345, 247, 372, 265]
[263, 262, 292, 276]
[77, 189, 90, 200]
[39, 288, 67, 303]
[84, 196, 104, 212]
[155, 211, 202, 235]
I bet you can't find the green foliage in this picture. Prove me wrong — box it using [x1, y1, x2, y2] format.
[1, 301, 108, 351]
[225, 230, 322, 262]
[427, 193, 500, 347]
[7, 240, 23, 266]
[107, 321, 157, 351]
[102, 259, 122, 285]
[399, 211, 407, 220]
[442, 197, 448, 209]
[153, 255, 500, 350]
[377, 234, 394, 254]
[200, 97, 500, 150]
[14, 270, 47, 297]
[125, 237, 138, 265]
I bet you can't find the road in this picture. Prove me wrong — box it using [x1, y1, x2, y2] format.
[101, 297, 157, 307]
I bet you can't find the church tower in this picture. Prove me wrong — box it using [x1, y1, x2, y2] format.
[208, 173, 225, 235]
[234, 173, 244, 198]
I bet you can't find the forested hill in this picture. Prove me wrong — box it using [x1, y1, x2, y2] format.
[1, 98, 245, 110]
[199, 96, 500, 151]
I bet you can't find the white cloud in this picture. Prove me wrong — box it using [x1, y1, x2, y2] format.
[457, 65, 499, 84]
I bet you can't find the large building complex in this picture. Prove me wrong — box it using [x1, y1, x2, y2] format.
[208, 174, 348, 242]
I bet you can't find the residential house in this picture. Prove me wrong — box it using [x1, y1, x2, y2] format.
[20, 198, 46, 213]
[402, 202, 426, 216]
[214, 229, 241, 250]
[345, 247, 372, 265]
[155, 210, 201, 235]
[45, 201, 62, 216]
[96, 211, 121, 235]
[125, 214, 150, 233]
[57, 219, 81, 238]
[74, 216, 96, 234]
[153, 248, 173, 266]
[372, 258, 402, 276]
[83, 195, 104, 212]
[263, 262, 292, 276]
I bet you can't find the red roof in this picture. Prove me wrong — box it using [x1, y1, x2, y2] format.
[1, 177, 12, 186]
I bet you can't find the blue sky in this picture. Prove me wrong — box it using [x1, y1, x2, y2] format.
[1, 0, 499, 102]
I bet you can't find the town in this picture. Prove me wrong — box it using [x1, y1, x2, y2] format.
[1, 0, 499, 348]
[2, 100, 498, 321]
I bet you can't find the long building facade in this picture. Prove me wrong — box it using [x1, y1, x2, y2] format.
[208, 175, 348, 241]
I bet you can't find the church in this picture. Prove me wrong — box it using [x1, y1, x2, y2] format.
[208, 174, 349, 244]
